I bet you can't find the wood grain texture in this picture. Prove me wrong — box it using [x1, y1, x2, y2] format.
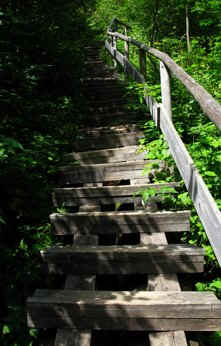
[58, 160, 162, 185]
[55, 233, 98, 346]
[52, 182, 179, 207]
[142, 233, 187, 346]
[50, 210, 190, 235]
[41, 244, 204, 275]
[149, 331, 187, 346]
[160, 62, 172, 119]
[55, 330, 91, 346]
[27, 290, 221, 330]
[73, 131, 143, 152]
[64, 146, 146, 164]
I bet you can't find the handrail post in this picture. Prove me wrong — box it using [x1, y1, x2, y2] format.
[139, 49, 146, 80]
[124, 27, 129, 60]
[111, 21, 118, 68]
[160, 61, 172, 119]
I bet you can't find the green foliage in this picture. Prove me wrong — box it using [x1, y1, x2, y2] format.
[196, 278, 221, 300]
[0, 1, 96, 345]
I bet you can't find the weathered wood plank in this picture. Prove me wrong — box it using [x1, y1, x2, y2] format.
[58, 160, 162, 185]
[160, 62, 172, 119]
[27, 290, 221, 330]
[130, 178, 150, 185]
[55, 232, 98, 346]
[139, 49, 146, 79]
[73, 131, 143, 151]
[55, 330, 91, 346]
[149, 331, 188, 346]
[141, 233, 188, 346]
[124, 27, 129, 60]
[53, 182, 179, 207]
[41, 244, 204, 275]
[64, 146, 146, 164]
[158, 106, 221, 266]
[50, 210, 190, 235]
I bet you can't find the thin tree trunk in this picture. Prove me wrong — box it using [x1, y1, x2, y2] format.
[151, 0, 159, 45]
[186, 5, 191, 53]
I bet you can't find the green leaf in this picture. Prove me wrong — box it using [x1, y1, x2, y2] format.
[210, 280, 221, 289]
[195, 282, 206, 291]
[0, 216, 6, 224]
[178, 192, 191, 206]
[29, 328, 38, 338]
[3, 324, 11, 335]
[115, 202, 122, 211]
[204, 171, 216, 177]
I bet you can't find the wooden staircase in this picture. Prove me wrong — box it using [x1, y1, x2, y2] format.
[27, 44, 221, 346]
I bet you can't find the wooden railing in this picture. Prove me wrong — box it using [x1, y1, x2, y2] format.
[105, 18, 221, 265]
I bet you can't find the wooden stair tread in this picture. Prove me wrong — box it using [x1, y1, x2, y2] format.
[64, 146, 146, 164]
[53, 182, 179, 206]
[42, 243, 204, 255]
[50, 210, 190, 235]
[73, 132, 143, 151]
[149, 331, 187, 346]
[144, 233, 187, 344]
[27, 290, 221, 330]
[55, 218, 99, 345]
[73, 124, 143, 150]
[59, 160, 150, 169]
[41, 244, 204, 274]
[58, 160, 162, 185]
[77, 123, 141, 134]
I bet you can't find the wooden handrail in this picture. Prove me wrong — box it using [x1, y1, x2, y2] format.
[107, 30, 221, 131]
[107, 17, 131, 32]
[105, 20, 221, 266]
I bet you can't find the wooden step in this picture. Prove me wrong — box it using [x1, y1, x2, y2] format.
[87, 97, 136, 106]
[84, 115, 143, 127]
[50, 210, 190, 235]
[53, 182, 179, 207]
[81, 113, 144, 127]
[41, 244, 204, 275]
[74, 131, 143, 151]
[84, 60, 105, 65]
[81, 79, 125, 88]
[58, 160, 162, 186]
[81, 77, 118, 83]
[83, 84, 125, 94]
[78, 123, 141, 135]
[84, 90, 126, 100]
[27, 290, 221, 330]
[87, 103, 133, 113]
[55, 234, 98, 346]
[84, 70, 114, 79]
[64, 146, 146, 164]
[143, 233, 188, 345]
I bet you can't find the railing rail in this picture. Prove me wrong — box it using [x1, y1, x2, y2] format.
[106, 18, 221, 266]
[107, 19, 221, 130]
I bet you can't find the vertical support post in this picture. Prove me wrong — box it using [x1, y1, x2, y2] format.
[124, 27, 129, 60]
[111, 21, 118, 68]
[160, 61, 172, 119]
[139, 49, 146, 80]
